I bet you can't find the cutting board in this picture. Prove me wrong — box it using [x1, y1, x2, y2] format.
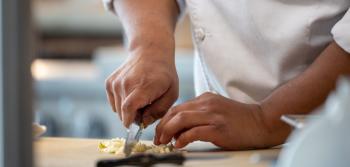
[35, 137, 279, 167]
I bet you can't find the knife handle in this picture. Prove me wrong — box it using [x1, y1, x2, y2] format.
[96, 153, 185, 167]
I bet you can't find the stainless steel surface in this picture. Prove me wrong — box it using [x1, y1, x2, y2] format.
[1, 0, 34, 166]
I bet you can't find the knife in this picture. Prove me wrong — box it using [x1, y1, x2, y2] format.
[96, 152, 229, 167]
[281, 114, 320, 129]
[123, 109, 145, 156]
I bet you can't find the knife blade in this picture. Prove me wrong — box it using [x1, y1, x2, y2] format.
[123, 109, 145, 156]
[281, 114, 320, 129]
[123, 123, 143, 156]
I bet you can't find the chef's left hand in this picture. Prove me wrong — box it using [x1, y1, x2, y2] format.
[154, 92, 285, 150]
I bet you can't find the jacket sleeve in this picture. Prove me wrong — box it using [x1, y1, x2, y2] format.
[102, 0, 186, 15]
[332, 8, 350, 53]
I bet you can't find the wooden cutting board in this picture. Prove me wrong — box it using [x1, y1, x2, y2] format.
[35, 137, 279, 167]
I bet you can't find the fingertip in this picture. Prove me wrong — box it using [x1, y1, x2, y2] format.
[175, 140, 186, 148]
[175, 143, 181, 148]
[154, 131, 161, 145]
[153, 138, 156, 145]
[122, 113, 132, 128]
[123, 121, 130, 129]
[153, 135, 160, 145]
[160, 134, 172, 144]
[105, 92, 116, 113]
[159, 135, 165, 144]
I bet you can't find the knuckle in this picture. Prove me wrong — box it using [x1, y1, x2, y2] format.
[111, 79, 119, 90]
[206, 98, 215, 106]
[138, 76, 151, 88]
[200, 97, 213, 106]
[201, 95, 219, 108]
[176, 112, 187, 121]
[121, 101, 132, 112]
[120, 78, 131, 89]
[197, 92, 212, 102]
[203, 105, 213, 113]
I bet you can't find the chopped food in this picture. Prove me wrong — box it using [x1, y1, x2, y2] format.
[98, 138, 175, 156]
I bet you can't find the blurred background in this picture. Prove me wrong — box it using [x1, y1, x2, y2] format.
[32, 0, 194, 140]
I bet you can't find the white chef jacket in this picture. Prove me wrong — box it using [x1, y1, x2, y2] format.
[104, 0, 350, 104]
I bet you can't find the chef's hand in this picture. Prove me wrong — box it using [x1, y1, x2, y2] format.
[105, 50, 179, 128]
[154, 92, 288, 150]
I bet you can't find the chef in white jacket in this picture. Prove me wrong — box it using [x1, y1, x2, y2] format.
[104, 0, 350, 149]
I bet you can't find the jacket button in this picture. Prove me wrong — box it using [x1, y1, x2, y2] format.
[194, 28, 206, 43]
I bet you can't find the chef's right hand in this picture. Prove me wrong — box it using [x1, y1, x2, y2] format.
[105, 49, 179, 128]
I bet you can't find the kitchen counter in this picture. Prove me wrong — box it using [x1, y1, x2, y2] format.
[35, 137, 280, 167]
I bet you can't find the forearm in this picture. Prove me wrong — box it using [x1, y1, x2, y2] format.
[113, 0, 179, 55]
[261, 41, 350, 132]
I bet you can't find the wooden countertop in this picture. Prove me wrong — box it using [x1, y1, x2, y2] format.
[35, 137, 280, 167]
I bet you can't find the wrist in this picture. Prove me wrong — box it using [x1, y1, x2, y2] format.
[127, 30, 175, 58]
[127, 35, 175, 66]
[260, 101, 289, 132]
[253, 103, 291, 147]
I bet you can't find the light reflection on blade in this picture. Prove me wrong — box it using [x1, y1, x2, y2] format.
[123, 123, 143, 156]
